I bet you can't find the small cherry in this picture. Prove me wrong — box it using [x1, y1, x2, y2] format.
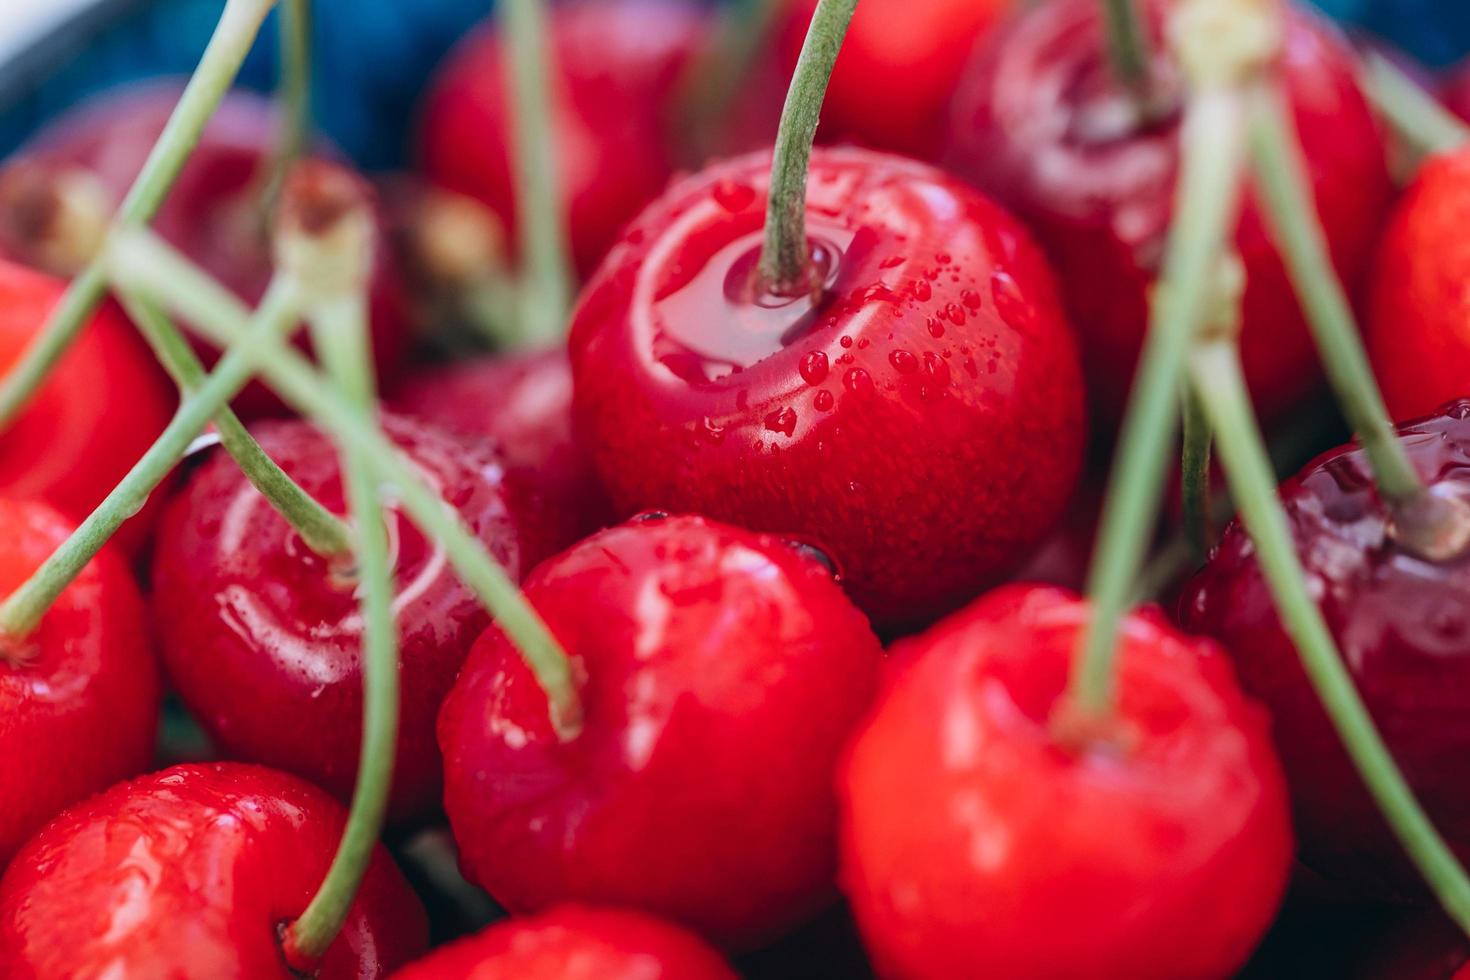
[1181, 400, 1470, 895]
[840, 583, 1292, 980]
[0, 762, 427, 977]
[0, 497, 158, 868]
[438, 514, 884, 949]
[945, 0, 1392, 428]
[391, 905, 738, 979]
[150, 414, 556, 823]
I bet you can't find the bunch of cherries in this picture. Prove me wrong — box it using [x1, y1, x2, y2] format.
[2, 0, 1470, 975]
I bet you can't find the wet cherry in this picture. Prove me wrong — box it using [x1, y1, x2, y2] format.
[569, 146, 1086, 628]
[419, 0, 706, 277]
[151, 414, 556, 824]
[391, 905, 737, 979]
[0, 762, 427, 977]
[945, 0, 1392, 427]
[840, 584, 1292, 979]
[1181, 401, 1470, 896]
[0, 497, 158, 868]
[438, 514, 884, 949]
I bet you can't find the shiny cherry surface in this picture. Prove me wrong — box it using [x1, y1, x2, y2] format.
[419, 0, 706, 276]
[1182, 401, 1470, 894]
[569, 147, 1086, 627]
[438, 514, 884, 949]
[946, 0, 1392, 426]
[151, 414, 555, 823]
[0, 762, 427, 978]
[0, 498, 158, 868]
[391, 905, 737, 979]
[840, 584, 1293, 980]
[1368, 146, 1470, 423]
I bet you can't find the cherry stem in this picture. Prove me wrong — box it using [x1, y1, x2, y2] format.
[107, 227, 584, 739]
[258, 0, 313, 220]
[758, 0, 857, 295]
[112, 289, 352, 557]
[677, 0, 783, 158]
[1069, 85, 1248, 717]
[1180, 379, 1213, 557]
[0, 0, 277, 432]
[1189, 336, 1470, 937]
[1363, 51, 1469, 160]
[501, 0, 572, 347]
[1100, 0, 1153, 95]
[0, 276, 304, 640]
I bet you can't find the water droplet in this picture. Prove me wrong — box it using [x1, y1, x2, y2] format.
[991, 269, 1036, 331]
[943, 302, 967, 326]
[813, 389, 835, 412]
[926, 316, 945, 339]
[936, 252, 952, 265]
[961, 289, 983, 310]
[857, 338, 870, 349]
[843, 368, 874, 394]
[839, 335, 853, 348]
[923, 351, 951, 387]
[889, 349, 919, 374]
[712, 179, 756, 213]
[911, 279, 932, 302]
[764, 407, 798, 436]
[880, 254, 904, 269]
[799, 350, 830, 385]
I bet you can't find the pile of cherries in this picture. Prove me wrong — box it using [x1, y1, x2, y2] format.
[3, 0, 1470, 976]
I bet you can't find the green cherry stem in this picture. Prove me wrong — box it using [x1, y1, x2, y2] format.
[259, 0, 314, 219]
[758, 0, 857, 294]
[1180, 379, 1213, 557]
[107, 227, 584, 739]
[1189, 337, 1470, 937]
[0, 0, 277, 431]
[1100, 0, 1153, 94]
[1363, 51, 1469, 160]
[0, 276, 304, 640]
[111, 289, 352, 557]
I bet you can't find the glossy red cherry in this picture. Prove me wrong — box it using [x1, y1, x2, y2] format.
[419, 0, 706, 277]
[438, 514, 884, 949]
[569, 147, 1086, 628]
[946, 0, 1392, 427]
[391, 905, 737, 979]
[0, 260, 173, 552]
[0, 81, 411, 416]
[1181, 400, 1470, 895]
[0, 762, 427, 978]
[840, 583, 1292, 979]
[390, 346, 612, 547]
[0, 497, 158, 868]
[1367, 146, 1470, 423]
[151, 414, 555, 823]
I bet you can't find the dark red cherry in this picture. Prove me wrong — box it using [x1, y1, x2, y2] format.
[1443, 60, 1470, 123]
[946, 0, 1392, 427]
[1181, 401, 1470, 895]
[1368, 146, 1470, 423]
[391, 905, 738, 979]
[840, 584, 1293, 980]
[568, 146, 1086, 628]
[0, 497, 158, 868]
[0, 762, 427, 977]
[419, 0, 706, 277]
[390, 346, 612, 547]
[151, 414, 556, 823]
[438, 514, 884, 949]
[0, 81, 412, 417]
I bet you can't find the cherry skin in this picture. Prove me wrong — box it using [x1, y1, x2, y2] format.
[1367, 146, 1470, 423]
[391, 905, 738, 979]
[0, 497, 158, 868]
[0, 762, 427, 978]
[390, 346, 612, 548]
[0, 81, 412, 417]
[419, 0, 706, 277]
[839, 583, 1292, 980]
[438, 514, 884, 949]
[945, 0, 1392, 428]
[1181, 400, 1470, 896]
[151, 414, 556, 824]
[569, 146, 1086, 628]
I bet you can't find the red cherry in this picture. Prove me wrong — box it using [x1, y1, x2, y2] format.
[1367, 146, 1470, 423]
[0, 260, 173, 552]
[945, 0, 1392, 427]
[0, 81, 412, 417]
[150, 414, 556, 823]
[568, 146, 1086, 628]
[1181, 401, 1470, 895]
[438, 514, 884, 948]
[391, 905, 737, 979]
[0, 497, 158, 867]
[839, 584, 1292, 980]
[419, 0, 706, 277]
[1443, 60, 1470, 123]
[0, 762, 427, 977]
[390, 346, 612, 547]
